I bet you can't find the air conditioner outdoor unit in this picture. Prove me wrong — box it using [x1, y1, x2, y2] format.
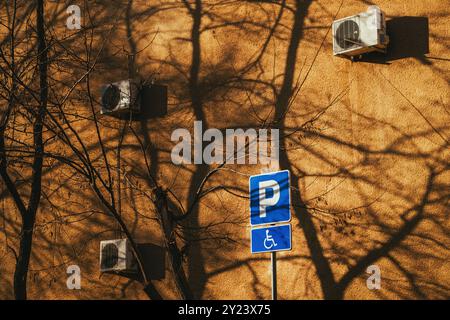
[332, 6, 389, 58]
[99, 239, 137, 272]
[100, 79, 141, 115]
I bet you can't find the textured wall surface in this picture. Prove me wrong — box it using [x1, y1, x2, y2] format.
[0, 0, 448, 300]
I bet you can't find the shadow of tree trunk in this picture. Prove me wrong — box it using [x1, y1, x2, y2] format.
[183, 0, 209, 299]
[124, 0, 193, 299]
[274, 0, 442, 300]
[274, 0, 342, 300]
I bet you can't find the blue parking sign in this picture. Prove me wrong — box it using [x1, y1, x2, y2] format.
[251, 224, 291, 253]
[249, 170, 291, 226]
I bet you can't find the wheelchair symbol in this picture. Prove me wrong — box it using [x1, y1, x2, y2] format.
[263, 230, 278, 249]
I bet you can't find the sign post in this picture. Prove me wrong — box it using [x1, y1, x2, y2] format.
[271, 252, 277, 300]
[249, 170, 292, 300]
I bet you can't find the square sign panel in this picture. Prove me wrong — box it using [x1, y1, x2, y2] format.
[249, 170, 291, 226]
[251, 224, 292, 253]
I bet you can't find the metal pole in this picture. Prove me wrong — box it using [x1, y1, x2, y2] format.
[271, 251, 277, 300]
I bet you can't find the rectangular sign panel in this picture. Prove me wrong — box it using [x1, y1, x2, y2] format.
[251, 224, 292, 254]
[249, 170, 291, 226]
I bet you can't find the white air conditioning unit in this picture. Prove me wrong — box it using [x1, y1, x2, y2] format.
[99, 239, 137, 272]
[332, 6, 389, 58]
[100, 79, 141, 115]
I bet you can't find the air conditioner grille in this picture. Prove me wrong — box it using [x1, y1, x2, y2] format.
[335, 20, 360, 50]
[102, 84, 121, 111]
[101, 243, 119, 269]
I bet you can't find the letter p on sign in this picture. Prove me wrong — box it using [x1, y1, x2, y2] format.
[258, 180, 280, 218]
[250, 170, 291, 226]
